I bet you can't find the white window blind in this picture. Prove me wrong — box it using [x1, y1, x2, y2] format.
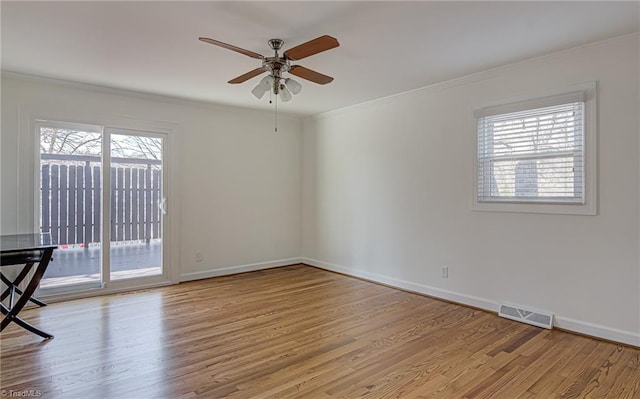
[477, 101, 585, 203]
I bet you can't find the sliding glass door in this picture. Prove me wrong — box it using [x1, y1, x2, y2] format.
[37, 121, 167, 294]
[38, 122, 103, 291]
[107, 130, 164, 281]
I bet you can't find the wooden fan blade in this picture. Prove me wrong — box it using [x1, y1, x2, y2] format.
[199, 37, 264, 60]
[228, 68, 266, 84]
[284, 35, 339, 61]
[289, 65, 334, 85]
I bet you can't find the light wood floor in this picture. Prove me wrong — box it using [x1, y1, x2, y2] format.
[1, 265, 638, 398]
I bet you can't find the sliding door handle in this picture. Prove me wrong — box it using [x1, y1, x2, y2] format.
[159, 198, 168, 215]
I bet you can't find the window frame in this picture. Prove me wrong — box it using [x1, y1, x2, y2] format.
[472, 82, 597, 215]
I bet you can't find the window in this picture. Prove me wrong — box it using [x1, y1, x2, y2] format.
[473, 83, 596, 215]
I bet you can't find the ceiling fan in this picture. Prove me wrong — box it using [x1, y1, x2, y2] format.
[198, 35, 339, 103]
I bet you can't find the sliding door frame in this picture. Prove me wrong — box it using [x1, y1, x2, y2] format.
[20, 106, 180, 301]
[102, 127, 170, 290]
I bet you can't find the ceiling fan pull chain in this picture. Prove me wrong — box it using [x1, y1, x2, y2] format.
[275, 93, 278, 132]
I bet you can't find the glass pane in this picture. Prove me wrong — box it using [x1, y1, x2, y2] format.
[109, 134, 163, 280]
[39, 126, 102, 288]
[489, 157, 578, 199]
[489, 104, 582, 157]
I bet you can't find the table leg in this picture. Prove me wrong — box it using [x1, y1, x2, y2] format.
[0, 248, 54, 339]
[1, 265, 48, 307]
[8, 284, 48, 307]
[1, 263, 34, 300]
[0, 302, 53, 339]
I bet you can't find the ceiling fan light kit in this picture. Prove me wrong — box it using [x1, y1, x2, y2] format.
[199, 34, 339, 130]
[284, 78, 302, 95]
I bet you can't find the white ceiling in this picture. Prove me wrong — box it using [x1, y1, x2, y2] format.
[2, 1, 638, 117]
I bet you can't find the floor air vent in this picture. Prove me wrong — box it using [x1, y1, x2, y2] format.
[498, 304, 553, 329]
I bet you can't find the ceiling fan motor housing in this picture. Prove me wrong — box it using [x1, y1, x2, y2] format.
[263, 39, 291, 94]
[263, 57, 290, 74]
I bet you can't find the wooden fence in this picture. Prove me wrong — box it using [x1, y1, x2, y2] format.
[40, 154, 162, 246]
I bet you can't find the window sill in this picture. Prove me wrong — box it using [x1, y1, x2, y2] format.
[472, 200, 597, 215]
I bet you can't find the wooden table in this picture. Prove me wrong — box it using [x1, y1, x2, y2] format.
[0, 234, 57, 339]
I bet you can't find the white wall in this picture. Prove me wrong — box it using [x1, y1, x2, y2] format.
[1, 75, 303, 280]
[302, 34, 640, 346]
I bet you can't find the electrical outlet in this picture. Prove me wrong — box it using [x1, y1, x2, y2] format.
[441, 267, 449, 278]
[195, 251, 203, 262]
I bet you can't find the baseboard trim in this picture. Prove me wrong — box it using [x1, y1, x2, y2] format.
[179, 257, 303, 282]
[554, 316, 640, 348]
[302, 257, 640, 348]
